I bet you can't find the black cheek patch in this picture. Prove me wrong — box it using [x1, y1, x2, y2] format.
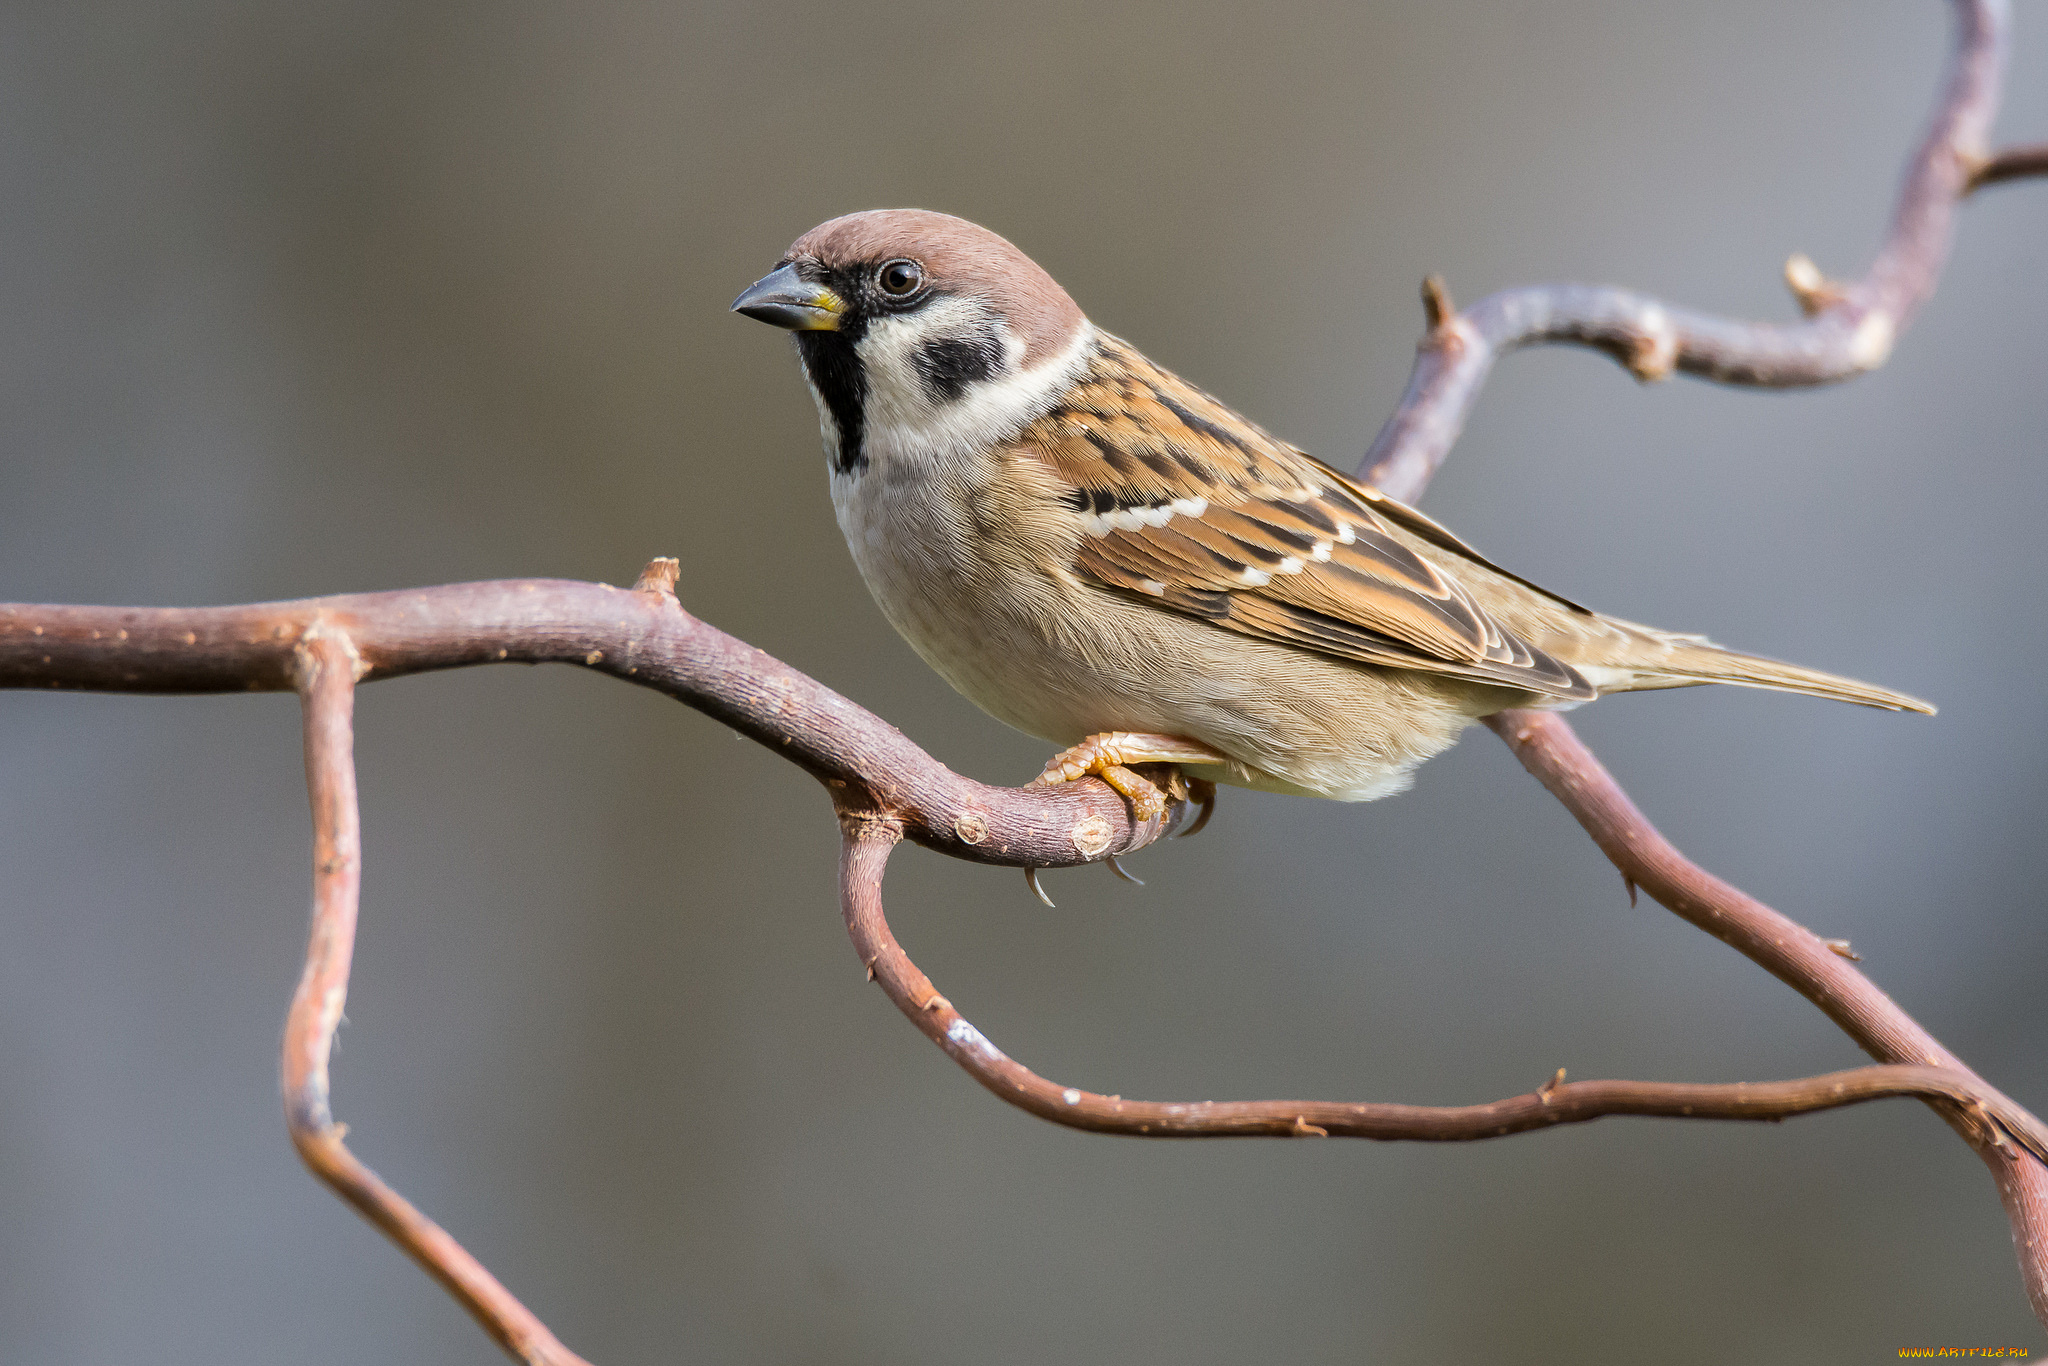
[913, 331, 1004, 402]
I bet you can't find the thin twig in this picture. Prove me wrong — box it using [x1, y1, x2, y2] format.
[14, 576, 2042, 1337]
[1969, 141, 2048, 191]
[1338, 0, 2048, 1325]
[835, 811, 2047, 1157]
[0, 580, 1193, 868]
[1484, 712, 2048, 1320]
[287, 631, 593, 1366]
[1358, 0, 2020, 504]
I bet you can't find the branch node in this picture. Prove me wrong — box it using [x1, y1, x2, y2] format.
[291, 621, 364, 688]
[631, 556, 681, 597]
[1538, 1068, 1567, 1103]
[1621, 873, 1638, 908]
[1782, 252, 1845, 317]
[1070, 814, 1114, 858]
[1959, 148, 1992, 193]
[1965, 142, 2048, 194]
[1846, 309, 1896, 372]
[834, 804, 899, 843]
[1292, 1116, 1329, 1137]
[1824, 938, 1861, 962]
[1965, 1099, 2011, 1156]
[1420, 273, 1456, 332]
[1624, 321, 1677, 382]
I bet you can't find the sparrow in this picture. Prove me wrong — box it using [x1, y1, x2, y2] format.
[732, 209, 1931, 837]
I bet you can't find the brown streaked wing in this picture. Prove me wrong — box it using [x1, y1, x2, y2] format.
[1023, 335, 1596, 700]
[1310, 457, 1595, 616]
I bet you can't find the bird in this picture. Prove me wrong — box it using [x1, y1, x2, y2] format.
[731, 208, 1932, 847]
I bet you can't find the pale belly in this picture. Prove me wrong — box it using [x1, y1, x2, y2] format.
[830, 465, 1511, 801]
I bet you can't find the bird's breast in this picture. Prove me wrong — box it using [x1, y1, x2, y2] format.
[827, 450, 1100, 736]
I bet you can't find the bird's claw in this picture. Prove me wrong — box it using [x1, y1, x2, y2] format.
[1026, 734, 1227, 903]
[1031, 731, 1226, 827]
[1177, 777, 1218, 838]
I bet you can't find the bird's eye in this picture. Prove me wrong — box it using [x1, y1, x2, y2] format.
[877, 259, 923, 297]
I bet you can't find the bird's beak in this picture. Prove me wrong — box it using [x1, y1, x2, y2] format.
[731, 263, 843, 331]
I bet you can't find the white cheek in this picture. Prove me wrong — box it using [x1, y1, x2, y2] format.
[800, 372, 841, 453]
[858, 312, 1095, 469]
[857, 299, 997, 435]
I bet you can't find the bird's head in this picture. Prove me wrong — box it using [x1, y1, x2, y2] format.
[732, 209, 1090, 474]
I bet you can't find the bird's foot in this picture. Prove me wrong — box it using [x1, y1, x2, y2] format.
[1030, 732, 1228, 824]
[1178, 776, 1218, 838]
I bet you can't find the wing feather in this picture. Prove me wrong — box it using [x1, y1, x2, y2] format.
[1023, 335, 1596, 700]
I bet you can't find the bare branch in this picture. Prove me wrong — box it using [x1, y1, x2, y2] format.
[836, 810, 2047, 1157]
[1968, 141, 2048, 191]
[1484, 712, 2048, 1323]
[1337, 0, 2048, 1322]
[1359, 0, 2011, 504]
[2, 0, 2043, 1353]
[13, 563, 2041, 1344]
[0, 578, 1194, 868]
[286, 631, 594, 1366]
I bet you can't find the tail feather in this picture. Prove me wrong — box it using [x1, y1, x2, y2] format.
[1615, 637, 1935, 714]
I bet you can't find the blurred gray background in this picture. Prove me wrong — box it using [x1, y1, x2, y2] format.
[1, 2, 2043, 1362]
